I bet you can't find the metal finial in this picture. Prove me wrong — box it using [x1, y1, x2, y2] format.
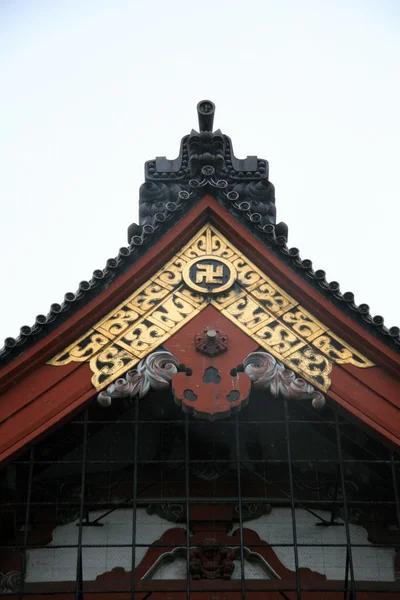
[197, 100, 215, 132]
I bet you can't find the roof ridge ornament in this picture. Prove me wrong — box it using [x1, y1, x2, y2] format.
[132, 100, 289, 244]
[197, 99, 215, 132]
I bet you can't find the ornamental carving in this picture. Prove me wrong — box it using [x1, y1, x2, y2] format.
[135, 101, 289, 242]
[183, 255, 236, 294]
[0, 572, 21, 594]
[189, 539, 235, 580]
[170, 309, 255, 419]
[49, 225, 374, 394]
[146, 503, 185, 523]
[97, 351, 179, 407]
[195, 329, 228, 356]
[243, 351, 326, 409]
[237, 503, 273, 522]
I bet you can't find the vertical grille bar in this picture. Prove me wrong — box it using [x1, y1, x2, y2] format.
[131, 397, 139, 600]
[75, 409, 88, 600]
[235, 415, 245, 600]
[19, 446, 34, 600]
[334, 410, 355, 599]
[283, 398, 301, 600]
[185, 414, 190, 600]
[343, 546, 350, 600]
[391, 451, 400, 530]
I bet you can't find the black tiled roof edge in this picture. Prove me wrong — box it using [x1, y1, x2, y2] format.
[1, 99, 398, 364]
[0, 194, 399, 365]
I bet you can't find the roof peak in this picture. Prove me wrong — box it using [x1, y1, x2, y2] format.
[146, 98, 264, 183]
[1, 102, 399, 366]
[130, 100, 289, 245]
[197, 99, 216, 132]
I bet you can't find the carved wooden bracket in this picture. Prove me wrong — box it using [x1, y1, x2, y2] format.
[97, 317, 325, 415]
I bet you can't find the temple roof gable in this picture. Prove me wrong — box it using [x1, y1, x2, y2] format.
[1, 100, 399, 368]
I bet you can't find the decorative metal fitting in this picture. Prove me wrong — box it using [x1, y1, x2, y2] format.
[195, 329, 228, 356]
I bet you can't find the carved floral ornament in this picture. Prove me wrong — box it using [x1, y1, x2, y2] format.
[0, 572, 21, 594]
[97, 349, 325, 411]
[189, 538, 235, 580]
[49, 225, 373, 398]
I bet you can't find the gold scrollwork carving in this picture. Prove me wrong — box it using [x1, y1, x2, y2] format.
[312, 332, 374, 368]
[153, 257, 188, 289]
[118, 320, 169, 357]
[148, 293, 200, 330]
[49, 330, 110, 366]
[232, 258, 263, 289]
[254, 321, 305, 356]
[48, 223, 374, 393]
[286, 347, 333, 392]
[178, 287, 207, 306]
[182, 232, 208, 259]
[210, 231, 238, 260]
[251, 281, 296, 316]
[182, 256, 236, 295]
[223, 295, 272, 330]
[129, 282, 171, 313]
[90, 344, 138, 388]
[211, 287, 241, 307]
[281, 307, 326, 341]
[96, 306, 141, 337]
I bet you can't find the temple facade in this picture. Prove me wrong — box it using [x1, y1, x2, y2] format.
[0, 101, 399, 599]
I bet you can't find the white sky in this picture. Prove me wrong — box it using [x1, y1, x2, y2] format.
[0, 0, 399, 344]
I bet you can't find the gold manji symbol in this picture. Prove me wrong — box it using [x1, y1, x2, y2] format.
[183, 255, 236, 294]
[196, 264, 224, 285]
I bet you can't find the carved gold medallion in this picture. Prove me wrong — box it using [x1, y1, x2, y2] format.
[182, 256, 236, 294]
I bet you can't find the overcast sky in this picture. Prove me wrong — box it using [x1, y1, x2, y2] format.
[0, 0, 399, 345]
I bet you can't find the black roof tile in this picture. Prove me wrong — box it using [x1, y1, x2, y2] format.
[1, 101, 398, 364]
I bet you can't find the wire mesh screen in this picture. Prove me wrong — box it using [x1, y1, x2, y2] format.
[1, 388, 399, 599]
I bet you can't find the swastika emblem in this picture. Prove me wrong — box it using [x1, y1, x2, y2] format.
[195, 264, 223, 285]
[182, 256, 236, 294]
